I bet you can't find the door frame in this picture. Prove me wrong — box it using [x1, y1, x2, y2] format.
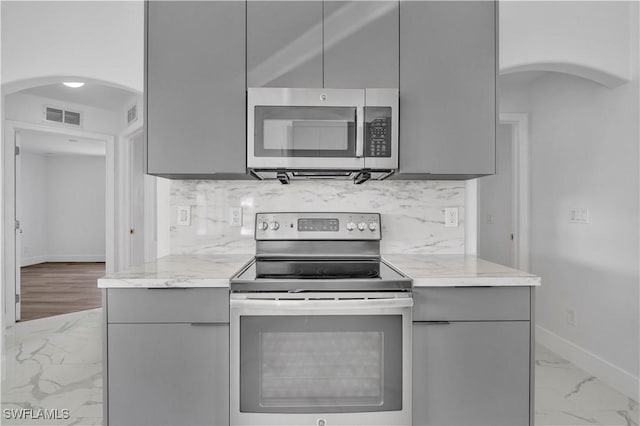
[499, 113, 530, 271]
[3, 119, 116, 327]
[117, 125, 157, 271]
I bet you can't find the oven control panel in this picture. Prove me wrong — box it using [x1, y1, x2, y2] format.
[255, 212, 381, 240]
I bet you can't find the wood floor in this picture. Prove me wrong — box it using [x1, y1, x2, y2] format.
[20, 262, 104, 321]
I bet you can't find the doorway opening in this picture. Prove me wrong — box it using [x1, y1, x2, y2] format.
[3, 80, 150, 325]
[16, 129, 107, 321]
[477, 113, 530, 270]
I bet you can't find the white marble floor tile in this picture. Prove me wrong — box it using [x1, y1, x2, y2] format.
[2, 310, 637, 426]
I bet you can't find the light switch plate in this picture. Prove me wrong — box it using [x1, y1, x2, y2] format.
[176, 206, 191, 226]
[569, 207, 589, 224]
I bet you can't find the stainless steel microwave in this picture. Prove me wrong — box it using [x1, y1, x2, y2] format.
[247, 88, 398, 184]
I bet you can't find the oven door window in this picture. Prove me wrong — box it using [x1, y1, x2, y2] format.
[240, 315, 402, 413]
[254, 106, 356, 157]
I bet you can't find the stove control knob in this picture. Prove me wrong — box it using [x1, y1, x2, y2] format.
[357, 222, 367, 231]
[258, 221, 269, 231]
[269, 221, 280, 231]
[346, 221, 356, 231]
[368, 222, 378, 231]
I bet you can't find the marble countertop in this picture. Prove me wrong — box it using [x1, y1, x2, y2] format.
[383, 254, 540, 287]
[99, 254, 539, 288]
[97, 254, 252, 288]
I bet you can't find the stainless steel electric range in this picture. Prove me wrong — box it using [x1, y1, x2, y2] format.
[230, 212, 412, 426]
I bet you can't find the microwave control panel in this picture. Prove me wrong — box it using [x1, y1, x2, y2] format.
[365, 107, 392, 158]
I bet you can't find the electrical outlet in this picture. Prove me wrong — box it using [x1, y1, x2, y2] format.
[176, 206, 191, 226]
[486, 214, 494, 225]
[229, 207, 242, 227]
[567, 308, 577, 326]
[444, 208, 459, 228]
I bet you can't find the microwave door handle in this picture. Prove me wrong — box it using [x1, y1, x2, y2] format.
[356, 106, 365, 158]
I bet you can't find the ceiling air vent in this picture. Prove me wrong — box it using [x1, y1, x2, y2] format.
[44, 106, 82, 127]
[127, 103, 138, 125]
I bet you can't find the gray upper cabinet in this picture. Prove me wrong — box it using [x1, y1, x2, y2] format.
[145, 1, 246, 178]
[397, 1, 496, 178]
[323, 1, 399, 88]
[247, 1, 323, 88]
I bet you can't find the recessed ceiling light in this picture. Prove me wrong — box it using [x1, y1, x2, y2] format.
[63, 82, 84, 88]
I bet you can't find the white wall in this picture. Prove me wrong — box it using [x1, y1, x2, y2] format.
[500, 1, 633, 87]
[17, 152, 106, 264]
[526, 71, 639, 398]
[1, 1, 144, 93]
[45, 155, 106, 262]
[19, 151, 47, 266]
[5, 93, 120, 136]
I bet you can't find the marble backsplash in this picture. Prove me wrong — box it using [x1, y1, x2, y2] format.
[169, 180, 465, 255]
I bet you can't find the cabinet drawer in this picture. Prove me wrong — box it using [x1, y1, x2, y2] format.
[106, 288, 229, 324]
[413, 287, 530, 322]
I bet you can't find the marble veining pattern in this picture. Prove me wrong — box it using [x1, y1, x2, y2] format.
[1, 309, 102, 426]
[3, 310, 638, 426]
[97, 254, 251, 288]
[384, 254, 541, 286]
[169, 180, 465, 255]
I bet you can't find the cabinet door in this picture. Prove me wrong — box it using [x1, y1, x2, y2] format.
[399, 1, 496, 177]
[413, 321, 530, 426]
[108, 323, 229, 426]
[323, 1, 399, 88]
[146, 1, 246, 177]
[247, 1, 323, 88]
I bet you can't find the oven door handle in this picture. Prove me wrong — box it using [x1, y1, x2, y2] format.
[231, 296, 413, 312]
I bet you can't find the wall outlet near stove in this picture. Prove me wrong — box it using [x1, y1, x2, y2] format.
[229, 207, 242, 227]
[176, 206, 191, 226]
[444, 207, 459, 228]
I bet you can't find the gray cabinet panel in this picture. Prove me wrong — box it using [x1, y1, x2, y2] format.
[323, 1, 399, 88]
[108, 323, 229, 426]
[413, 287, 530, 322]
[398, 1, 496, 176]
[247, 1, 323, 88]
[413, 321, 530, 426]
[146, 1, 246, 176]
[107, 288, 229, 324]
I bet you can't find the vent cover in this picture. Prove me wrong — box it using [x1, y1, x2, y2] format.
[44, 106, 82, 126]
[127, 104, 138, 125]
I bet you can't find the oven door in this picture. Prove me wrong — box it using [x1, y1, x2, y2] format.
[230, 293, 412, 426]
[248, 88, 366, 170]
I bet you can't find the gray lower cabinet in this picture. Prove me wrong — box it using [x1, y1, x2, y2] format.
[412, 287, 533, 426]
[145, 1, 246, 178]
[398, 1, 496, 178]
[105, 289, 229, 426]
[108, 323, 229, 426]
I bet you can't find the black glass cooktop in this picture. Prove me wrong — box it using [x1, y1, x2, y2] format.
[231, 258, 411, 292]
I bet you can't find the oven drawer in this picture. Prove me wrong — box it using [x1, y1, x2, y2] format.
[413, 287, 530, 322]
[106, 288, 229, 324]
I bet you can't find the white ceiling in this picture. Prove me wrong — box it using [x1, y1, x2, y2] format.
[20, 82, 136, 111]
[20, 129, 106, 157]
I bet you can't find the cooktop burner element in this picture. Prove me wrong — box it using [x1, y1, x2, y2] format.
[230, 212, 411, 292]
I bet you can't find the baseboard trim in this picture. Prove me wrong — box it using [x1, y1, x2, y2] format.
[46, 255, 106, 262]
[536, 324, 639, 400]
[21, 255, 106, 265]
[21, 255, 48, 267]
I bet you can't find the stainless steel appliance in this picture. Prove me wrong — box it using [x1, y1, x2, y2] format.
[230, 212, 412, 426]
[247, 88, 399, 184]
